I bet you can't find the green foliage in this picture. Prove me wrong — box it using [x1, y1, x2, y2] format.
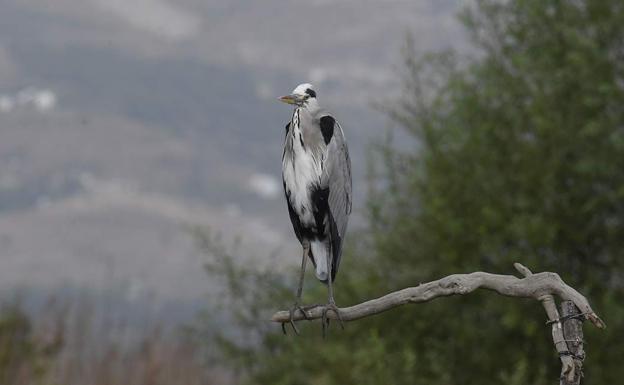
[0, 304, 60, 385]
[0, 299, 214, 385]
[207, 1, 624, 384]
[0, 305, 35, 383]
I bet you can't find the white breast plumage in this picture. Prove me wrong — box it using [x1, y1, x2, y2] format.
[282, 114, 322, 227]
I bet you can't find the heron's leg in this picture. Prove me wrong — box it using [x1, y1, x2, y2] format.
[321, 244, 344, 337]
[295, 241, 309, 303]
[282, 241, 311, 335]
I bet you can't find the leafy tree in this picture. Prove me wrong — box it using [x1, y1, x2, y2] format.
[205, 1, 624, 384]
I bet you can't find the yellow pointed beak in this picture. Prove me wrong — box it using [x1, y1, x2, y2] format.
[278, 94, 298, 105]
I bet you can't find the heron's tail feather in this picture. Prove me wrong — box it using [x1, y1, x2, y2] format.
[310, 240, 329, 282]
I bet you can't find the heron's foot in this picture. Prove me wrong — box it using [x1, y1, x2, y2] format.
[321, 301, 344, 338]
[281, 303, 318, 335]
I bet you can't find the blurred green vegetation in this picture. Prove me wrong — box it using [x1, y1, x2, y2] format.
[0, 299, 219, 385]
[0, 304, 59, 384]
[205, 1, 624, 384]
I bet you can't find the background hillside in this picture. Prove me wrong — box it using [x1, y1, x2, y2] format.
[0, 1, 464, 313]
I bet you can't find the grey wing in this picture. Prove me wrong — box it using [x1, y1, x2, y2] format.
[320, 116, 352, 274]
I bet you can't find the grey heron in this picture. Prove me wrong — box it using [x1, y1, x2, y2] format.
[279, 83, 352, 335]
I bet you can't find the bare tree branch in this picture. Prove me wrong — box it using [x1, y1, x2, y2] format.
[271, 263, 605, 383]
[513, 264, 578, 383]
[272, 263, 604, 327]
[560, 301, 584, 385]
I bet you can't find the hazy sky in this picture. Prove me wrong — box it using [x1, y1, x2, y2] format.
[0, 0, 467, 315]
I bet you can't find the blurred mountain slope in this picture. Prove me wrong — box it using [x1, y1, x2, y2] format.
[0, 0, 464, 313]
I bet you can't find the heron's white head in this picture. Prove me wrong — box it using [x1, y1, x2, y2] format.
[278, 83, 317, 107]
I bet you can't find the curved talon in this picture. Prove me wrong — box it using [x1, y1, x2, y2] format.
[282, 319, 299, 335]
[282, 314, 299, 335]
[295, 306, 310, 320]
[336, 309, 345, 330]
[288, 307, 301, 335]
[321, 302, 344, 338]
[299, 303, 323, 320]
[283, 302, 319, 335]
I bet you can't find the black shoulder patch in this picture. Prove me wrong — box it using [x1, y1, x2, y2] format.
[305, 88, 316, 98]
[285, 122, 290, 137]
[319, 115, 335, 145]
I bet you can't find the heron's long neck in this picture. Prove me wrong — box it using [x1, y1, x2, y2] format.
[290, 108, 302, 137]
[292, 99, 320, 122]
[290, 99, 320, 139]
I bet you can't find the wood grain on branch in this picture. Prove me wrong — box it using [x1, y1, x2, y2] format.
[271, 263, 605, 329]
[272, 263, 605, 384]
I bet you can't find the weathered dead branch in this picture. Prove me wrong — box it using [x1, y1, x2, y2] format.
[271, 263, 605, 384]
